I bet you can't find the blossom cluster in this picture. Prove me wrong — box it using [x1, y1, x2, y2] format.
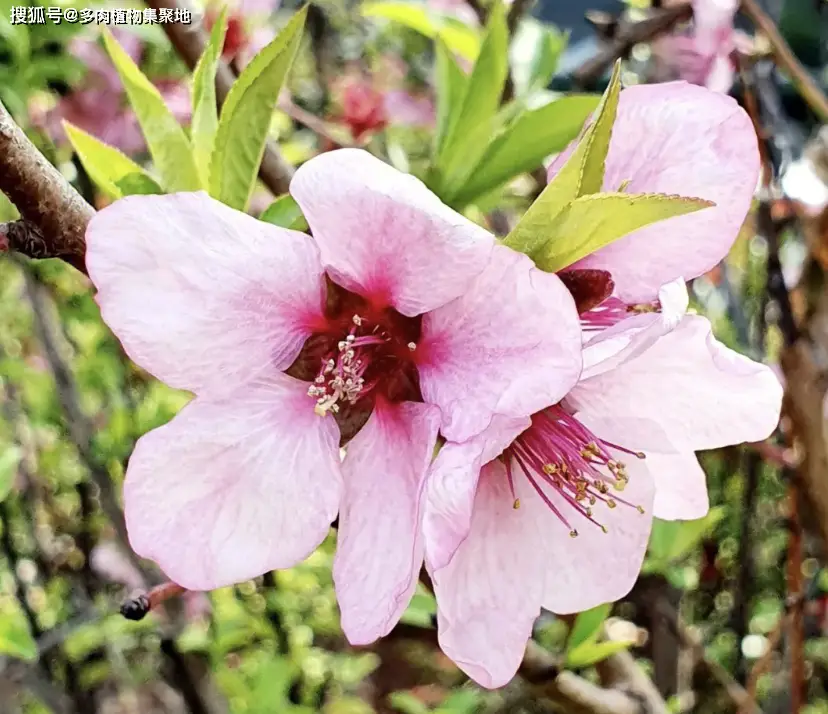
[85, 80, 782, 688]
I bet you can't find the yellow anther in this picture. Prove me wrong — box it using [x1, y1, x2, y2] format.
[636, 505, 646, 514]
[600, 525, 608, 534]
[513, 499, 521, 510]
[607, 499, 617, 509]
[569, 530, 579, 538]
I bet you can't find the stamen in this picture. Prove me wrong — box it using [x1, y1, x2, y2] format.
[502, 405, 647, 534]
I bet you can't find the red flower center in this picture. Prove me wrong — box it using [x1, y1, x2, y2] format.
[287, 281, 421, 441]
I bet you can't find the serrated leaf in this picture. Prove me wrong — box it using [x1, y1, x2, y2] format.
[433, 1, 508, 197]
[116, 173, 164, 196]
[648, 506, 726, 570]
[566, 603, 610, 653]
[0, 445, 22, 503]
[504, 61, 622, 257]
[0, 607, 38, 661]
[63, 122, 157, 199]
[433, 36, 467, 162]
[534, 192, 714, 273]
[191, 7, 227, 188]
[450, 94, 599, 207]
[361, 1, 481, 61]
[259, 194, 308, 231]
[566, 639, 634, 669]
[209, 7, 307, 211]
[101, 28, 200, 192]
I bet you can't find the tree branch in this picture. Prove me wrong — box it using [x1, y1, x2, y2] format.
[0, 101, 92, 272]
[145, 0, 295, 195]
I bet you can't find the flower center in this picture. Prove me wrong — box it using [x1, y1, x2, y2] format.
[502, 406, 646, 536]
[287, 281, 421, 440]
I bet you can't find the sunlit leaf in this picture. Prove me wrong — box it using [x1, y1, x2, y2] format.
[63, 122, 157, 199]
[361, 1, 481, 61]
[191, 6, 227, 188]
[648, 506, 726, 571]
[566, 639, 635, 669]
[0, 607, 38, 661]
[504, 60, 622, 257]
[566, 603, 610, 652]
[510, 18, 567, 97]
[101, 27, 200, 192]
[533, 192, 714, 273]
[433, 36, 467, 162]
[115, 173, 164, 196]
[209, 7, 307, 211]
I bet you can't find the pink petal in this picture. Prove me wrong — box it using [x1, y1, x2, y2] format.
[124, 373, 342, 591]
[290, 149, 494, 316]
[86, 192, 326, 396]
[581, 278, 688, 379]
[548, 83, 759, 303]
[333, 400, 441, 644]
[432, 460, 546, 689]
[538, 448, 655, 613]
[424, 415, 530, 572]
[641, 451, 709, 521]
[418, 245, 582, 442]
[568, 315, 783, 451]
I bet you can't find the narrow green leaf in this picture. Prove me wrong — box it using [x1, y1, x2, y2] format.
[63, 122, 156, 199]
[101, 28, 200, 192]
[0, 445, 22, 503]
[0, 607, 38, 661]
[435, 1, 509, 196]
[361, 1, 481, 61]
[451, 94, 600, 207]
[566, 603, 611, 653]
[259, 194, 309, 231]
[209, 7, 307, 211]
[504, 61, 622, 257]
[191, 7, 227, 188]
[510, 19, 567, 97]
[534, 192, 714, 273]
[566, 639, 635, 669]
[433, 37, 467, 162]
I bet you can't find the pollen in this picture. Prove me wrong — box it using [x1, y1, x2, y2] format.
[407, 342, 417, 351]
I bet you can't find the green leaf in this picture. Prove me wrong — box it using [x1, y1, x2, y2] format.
[566, 639, 635, 669]
[0, 445, 22, 503]
[116, 173, 164, 196]
[191, 6, 227, 188]
[361, 1, 481, 61]
[534, 192, 715, 273]
[433, 37, 467, 163]
[510, 18, 567, 97]
[258, 194, 309, 231]
[101, 27, 200, 193]
[566, 603, 611, 653]
[504, 60, 622, 257]
[0, 607, 38, 661]
[450, 94, 600, 207]
[63, 122, 157, 199]
[433, 1, 509, 198]
[648, 506, 726, 570]
[209, 7, 307, 211]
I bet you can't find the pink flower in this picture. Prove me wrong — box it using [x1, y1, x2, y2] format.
[653, 0, 748, 93]
[85, 149, 582, 644]
[422, 82, 782, 688]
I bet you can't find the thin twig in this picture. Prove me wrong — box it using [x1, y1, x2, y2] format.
[145, 0, 295, 195]
[572, 3, 693, 88]
[0, 101, 92, 272]
[740, 0, 828, 122]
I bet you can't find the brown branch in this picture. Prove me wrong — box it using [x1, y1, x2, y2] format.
[146, 0, 295, 195]
[572, 3, 693, 88]
[0, 101, 92, 272]
[740, 0, 828, 122]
